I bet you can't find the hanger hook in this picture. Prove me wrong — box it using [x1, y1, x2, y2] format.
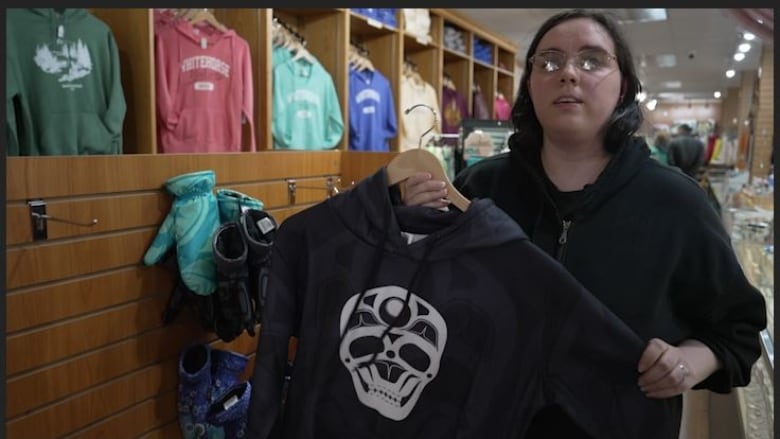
[404, 104, 437, 149]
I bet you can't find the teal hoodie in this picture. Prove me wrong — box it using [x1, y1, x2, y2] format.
[5, 8, 126, 155]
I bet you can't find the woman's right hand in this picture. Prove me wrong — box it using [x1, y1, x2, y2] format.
[402, 172, 451, 209]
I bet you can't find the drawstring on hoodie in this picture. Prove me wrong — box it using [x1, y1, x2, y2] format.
[338, 199, 393, 343]
[365, 236, 438, 367]
[336, 199, 441, 369]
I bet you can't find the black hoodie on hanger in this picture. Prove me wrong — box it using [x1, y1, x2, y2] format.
[245, 167, 676, 439]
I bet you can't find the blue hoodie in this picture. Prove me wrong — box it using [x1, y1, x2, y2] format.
[348, 67, 397, 151]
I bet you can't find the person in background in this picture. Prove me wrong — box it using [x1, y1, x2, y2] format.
[401, 9, 766, 439]
[667, 123, 706, 178]
[649, 130, 671, 165]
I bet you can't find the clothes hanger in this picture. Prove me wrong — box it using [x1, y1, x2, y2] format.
[175, 8, 193, 19]
[348, 45, 364, 71]
[290, 39, 316, 64]
[443, 73, 455, 90]
[386, 104, 470, 212]
[403, 59, 424, 86]
[349, 43, 375, 72]
[188, 8, 228, 33]
[360, 50, 375, 72]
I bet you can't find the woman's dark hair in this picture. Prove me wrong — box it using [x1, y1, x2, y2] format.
[509, 9, 643, 153]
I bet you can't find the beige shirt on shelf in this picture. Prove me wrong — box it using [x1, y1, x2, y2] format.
[399, 75, 442, 151]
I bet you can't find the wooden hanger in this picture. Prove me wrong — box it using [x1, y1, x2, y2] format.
[188, 8, 228, 33]
[386, 104, 470, 211]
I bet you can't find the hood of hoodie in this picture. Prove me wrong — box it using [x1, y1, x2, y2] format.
[328, 167, 527, 262]
[173, 19, 236, 47]
[509, 136, 651, 220]
[28, 8, 88, 19]
[26, 8, 90, 40]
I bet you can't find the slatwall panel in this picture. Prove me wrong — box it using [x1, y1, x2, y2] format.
[735, 71, 758, 171]
[5, 151, 350, 438]
[750, 45, 773, 178]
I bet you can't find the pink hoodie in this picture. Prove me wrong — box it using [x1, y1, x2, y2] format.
[155, 20, 255, 153]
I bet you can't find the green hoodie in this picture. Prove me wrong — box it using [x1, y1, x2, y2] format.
[5, 8, 126, 155]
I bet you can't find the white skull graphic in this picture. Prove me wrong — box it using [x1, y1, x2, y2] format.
[339, 285, 447, 421]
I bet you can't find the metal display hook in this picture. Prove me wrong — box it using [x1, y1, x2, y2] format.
[286, 176, 350, 204]
[30, 212, 98, 227]
[404, 103, 438, 149]
[28, 199, 98, 241]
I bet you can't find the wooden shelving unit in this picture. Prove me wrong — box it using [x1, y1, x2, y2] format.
[90, 8, 518, 154]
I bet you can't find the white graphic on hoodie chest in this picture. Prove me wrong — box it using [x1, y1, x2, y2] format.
[181, 55, 230, 77]
[339, 285, 447, 421]
[34, 39, 92, 87]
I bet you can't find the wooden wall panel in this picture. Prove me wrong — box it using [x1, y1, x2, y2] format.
[140, 420, 181, 439]
[89, 8, 156, 154]
[65, 391, 178, 439]
[7, 151, 341, 201]
[6, 176, 335, 246]
[7, 324, 204, 418]
[6, 266, 173, 333]
[339, 150, 397, 189]
[6, 193, 167, 245]
[7, 295, 169, 376]
[750, 45, 773, 178]
[6, 359, 178, 439]
[6, 230, 157, 290]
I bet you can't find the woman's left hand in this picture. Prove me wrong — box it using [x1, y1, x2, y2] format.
[636, 337, 719, 398]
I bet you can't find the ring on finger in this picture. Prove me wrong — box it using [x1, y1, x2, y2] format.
[677, 362, 689, 379]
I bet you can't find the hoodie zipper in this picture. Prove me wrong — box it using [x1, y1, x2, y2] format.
[555, 219, 572, 261]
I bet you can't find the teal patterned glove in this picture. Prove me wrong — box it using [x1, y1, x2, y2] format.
[143, 170, 220, 295]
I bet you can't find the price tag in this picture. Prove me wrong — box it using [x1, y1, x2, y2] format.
[223, 395, 239, 410]
[257, 217, 276, 235]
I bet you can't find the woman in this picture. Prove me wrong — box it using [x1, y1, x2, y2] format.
[402, 9, 766, 438]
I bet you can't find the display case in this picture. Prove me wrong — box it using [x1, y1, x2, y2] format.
[719, 170, 774, 439]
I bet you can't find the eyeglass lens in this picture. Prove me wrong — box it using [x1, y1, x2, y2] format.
[532, 50, 614, 72]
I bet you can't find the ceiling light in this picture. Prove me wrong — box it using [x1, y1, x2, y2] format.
[655, 54, 677, 68]
[734, 52, 746, 62]
[657, 92, 686, 100]
[743, 32, 755, 41]
[726, 69, 736, 78]
[738, 43, 751, 52]
[645, 99, 657, 111]
[636, 91, 647, 102]
[613, 8, 667, 23]
[661, 81, 682, 89]
[714, 91, 722, 98]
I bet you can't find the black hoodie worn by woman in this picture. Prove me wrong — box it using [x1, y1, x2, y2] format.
[453, 135, 767, 438]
